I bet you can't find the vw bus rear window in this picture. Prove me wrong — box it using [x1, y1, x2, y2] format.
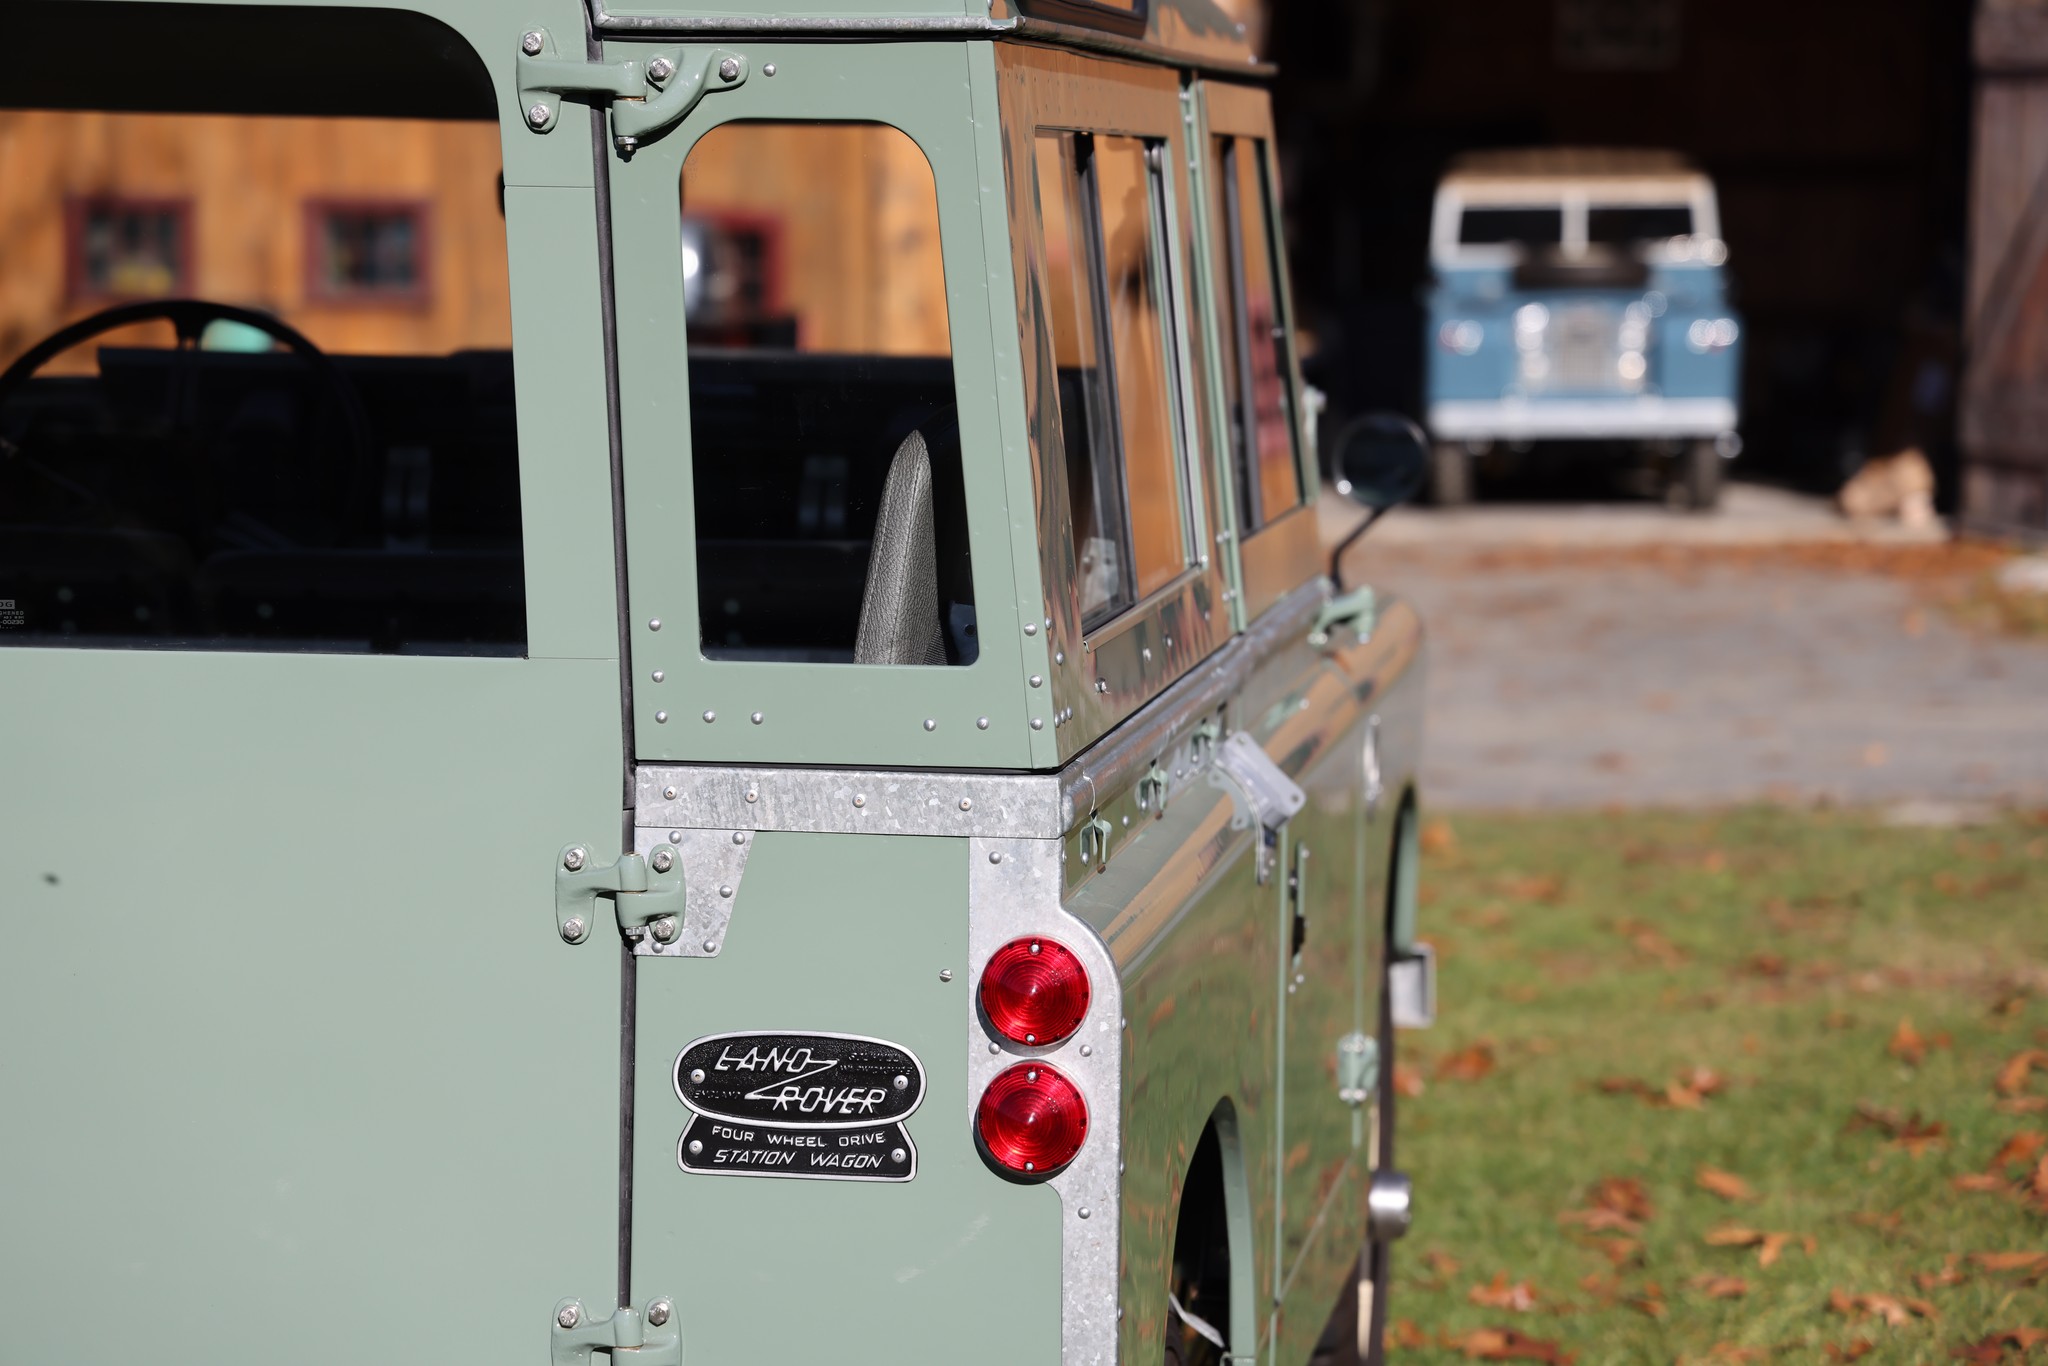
[1457, 207, 1564, 247]
[680, 121, 974, 666]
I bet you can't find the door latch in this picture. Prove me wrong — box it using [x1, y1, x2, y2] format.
[1336, 1031, 1379, 1106]
[1076, 815, 1114, 873]
[517, 28, 749, 153]
[552, 1300, 682, 1366]
[556, 845, 685, 945]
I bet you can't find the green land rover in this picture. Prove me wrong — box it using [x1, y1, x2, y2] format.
[0, 1, 1432, 1362]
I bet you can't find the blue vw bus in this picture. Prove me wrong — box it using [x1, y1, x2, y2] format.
[1423, 150, 1743, 507]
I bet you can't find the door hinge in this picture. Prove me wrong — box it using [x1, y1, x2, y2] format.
[556, 844, 685, 946]
[1210, 731, 1304, 884]
[517, 28, 749, 154]
[1336, 1031, 1378, 1106]
[1309, 584, 1376, 648]
[552, 1300, 682, 1366]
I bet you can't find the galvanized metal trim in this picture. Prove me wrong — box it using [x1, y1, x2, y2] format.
[629, 826, 752, 958]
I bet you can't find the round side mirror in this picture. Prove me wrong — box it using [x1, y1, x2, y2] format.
[1332, 412, 1429, 512]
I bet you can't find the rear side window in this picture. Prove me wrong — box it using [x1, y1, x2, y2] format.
[1457, 207, 1564, 247]
[1588, 204, 1695, 245]
[679, 121, 973, 666]
[1034, 130, 1189, 629]
[0, 12, 521, 655]
[1209, 135, 1302, 534]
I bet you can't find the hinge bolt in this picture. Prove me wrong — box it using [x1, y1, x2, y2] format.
[651, 848, 675, 873]
[557, 1304, 581, 1330]
[527, 103, 551, 128]
[650, 916, 679, 944]
[647, 1299, 673, 1328]
[718, 56, 740, 81]
[560, 917, 587, 943]
[521, 30, 544, 55]
[563, 847, 587, 872]
[647, 55, 676, 83]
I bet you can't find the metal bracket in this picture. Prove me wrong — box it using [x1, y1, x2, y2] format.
[1076, 814, 1114, 873]
[1309, 585, 1377, 647]
[1336, 1031, 1379, 1106]
[555, 844, 685, 945]
[517, 28, 748, 153]
[1389, 943, 1437, 1030]
[1210, 731, 1305, 884]
[632, 827, 752, 958]
[1136, 764, 1169, 819]
[551, 1301, 682, 1366]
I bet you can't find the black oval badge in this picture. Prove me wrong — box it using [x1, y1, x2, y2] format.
[673, 1031, 926, 1128]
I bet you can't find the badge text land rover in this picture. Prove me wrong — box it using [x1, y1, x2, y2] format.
[0, 2, 1431, 1362]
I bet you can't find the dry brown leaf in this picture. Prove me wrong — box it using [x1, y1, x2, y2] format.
[1705, 1225, 1764, 1247]
[1998, 1097, 2048, 1115]
[1625, 1279, 1667, 1319]
[1697, 1166, 1757, 1202]
[1437, 1043, 1497, 1083]
[1954, 1173, 2010, 1193]
[1587, 1175, 1653, 1222]
[1687, 1274, 1749, 1298]
[1384, 1318, 1427, 1351]
[1744, 952, 1788, 979]
[1850, 1209, 1905, 1233]
[1995, 1050, 2048, 1098]
[1558, 1207, 1640, 1235]
[1952, 1327, 2048, 1362]
[1593, 1237, 1643, 1268]
[1468, 1272, 1540, 1312]
[1393, 1063, 1426, 1098]
[1988, 1132, 2047, 1171]
[1422, 1248, 1462, 1279]
[1894, 1116, 1950, 1158]
[1891, 1017, 1927, 1065]
[1823, 1341, 1875, 1361]
[1440, 1327, 1575, 1364]
[1917, 1255, 1965, 1290]
[1971, 1251, 2048, 1273]
[1702, 1225, 1807, 1266]
[1830, 1288, 1940, 1327]
[1420, 820, 1458, 857]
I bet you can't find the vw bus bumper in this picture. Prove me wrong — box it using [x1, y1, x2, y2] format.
[1428, 396, 1738, 444]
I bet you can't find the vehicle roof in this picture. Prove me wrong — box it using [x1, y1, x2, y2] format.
[1441, 148, 1710, 201]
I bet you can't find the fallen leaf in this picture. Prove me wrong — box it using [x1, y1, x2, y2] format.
[1384, 1318, 1427, 1351]
[1851, 1210, 1904, 1233]
[1988, 1132, 2047, 1172]
[1830, 1288, 1940, 1327]
[1420, 820, 1458, 857]
[1588, 1175, 1653, 1222]
[1697, 1166, 1757, 1202]
[1917, 1255, 1965, 1290]
[1744, 952, 1788, 978]
[1558, 1207, 1640, 1234]
[1593, 1237, 1642, 1268]
[1705, 1225, 1764, 1247]
[1954, 1173, 2010, 1193]
[1891, 1018, 1927, 1065]
[1437, 1043, 1497, 1083]
[1999, 1097, 2048, 1115]
[1687, 1274, 1748, 1298]
[1824, 1341, 1875, 1361]
[1971, 1251, 2048, 1273]
[1468, 1272, 1540, 1311]
[1440, 1327, 1574, 1363]
[1995, 1050, 2048, 1098]
[1952, 1327, 2048, 1362]
[1393, 1063, 1426, 1098]
[1625, 1279, 1667, 1319]
[1422, 1248, 1462, 1279]
[1894, 1116, 1950, 1158]
[1702, 1225, 1808, 1266]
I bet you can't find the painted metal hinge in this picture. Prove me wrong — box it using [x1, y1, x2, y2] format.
[1308, 585, 1377, 647]
[556, 844, 685, 946]
[1336, 1031, 1378, 1106]
[551, 1300, 681, 1366]
[517, 27, 748, 154]
[1209, 731, 1305, 884]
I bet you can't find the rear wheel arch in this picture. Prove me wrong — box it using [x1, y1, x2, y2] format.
[1164, 1099, 1255, 1366]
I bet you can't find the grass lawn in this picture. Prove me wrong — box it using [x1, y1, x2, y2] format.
[1387, 807, 2048, 1364]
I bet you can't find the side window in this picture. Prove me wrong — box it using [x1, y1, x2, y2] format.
[680, 121, 973, 666]
[1210, 135, 1302, 534]
[1034, 130, 1189, 629]
[0, 22, 520, 655]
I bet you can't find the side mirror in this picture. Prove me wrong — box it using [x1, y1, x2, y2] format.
[1327, 412, 1428, 589]
[1332, 412, 1429, 512]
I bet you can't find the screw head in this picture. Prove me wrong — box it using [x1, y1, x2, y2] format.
[718, 56, 739, 81]
[663, 785, 678, 800]
[744, 787, 758, 803]
[560, 916, 587, 943]
[647, 1299, 672, 1327]
[893, 1074, 909, 1090]
[852, 793, 866, 808]
[941, 969, 955, 983]
[690, 1068, 706, 1084]
[521, 30, 545, 54]
[527, 103, 551, 127]
[563, 846, 587, 872]
[650, 848, 675, 873]
[891, 1146, 907, 1163]
[959, 797, 973, 812]
[650, 916, 679, 943]
[557, 1304, 581, 1329]
[647, 55, 676, 82]
[688, 1138, 703, 1155]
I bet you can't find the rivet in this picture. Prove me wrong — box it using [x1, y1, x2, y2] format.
[891, 1146, 907, 1163]
[690, 1068, 706, 1084]
[1078, 1206, 1092, 1219]
[1142, 648, 1152, 662]
[557, 1304, 582, 1329]
[942, 969, 956, 983]
[521, 30, 545, 55]
[527, 103, 551, 127]
[853, 793, 867, 808]
[651, 669, 664, 682]
[1096, 680, 1108, 694]
[1165, 636, 1174, 648]
[703, 939, 718, 952]
[744, 787, 758, 803]
[731, 830, 747, 845]
[1055, 651, 1065, 664]
[893, 1074, 909, 1090]
[1043, 616, 1052, 629]
[647, 55, 676, 82]
[989, 851, 1004, 864]
[719, 884, 733, 898]
[718, 56, 740, 80]
[959, 797, 973, 812]
[1122, 814, 1130, 827]
[1024, 622, 1038, 636]
[650, 916, 678, 943]
[655, 710, 669, 723]
[1031, 718, 1044, 730]
[668, 830, 682, 844]
[560, 916, 586, 942]
[664, 785, 678, 800]
[1029, 675, 1043, 687]
[702, 710, 716, 723]
[751, 711, 764, 725]
[762, 62, 777, 76]
[651, 848, 675, 873]
[563, 846, 587, 872]
[1080, 1044, 1093, 1057]
[977, 716, 990, 730]
[688, 1139, 704, 1155]
[647, 1299, 672, 1328]
[923, 718, 937, 731]
[649, 618, 661, 631]
[1027, 1069, 1038, 1082]
[988, 1041, 1000, 1053]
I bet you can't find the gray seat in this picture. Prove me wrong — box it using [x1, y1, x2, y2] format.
[853, 427, 948, 666]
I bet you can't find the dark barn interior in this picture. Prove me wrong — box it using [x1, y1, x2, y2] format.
[1270, 0, 1975, 504]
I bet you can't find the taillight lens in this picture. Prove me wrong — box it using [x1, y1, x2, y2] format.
[976, 1063, 1088, 1176]
[979, 936, 1091, 1045]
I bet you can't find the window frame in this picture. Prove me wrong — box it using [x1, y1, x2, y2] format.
[302, 197, 433, 308]
[63, 193, 194, 303]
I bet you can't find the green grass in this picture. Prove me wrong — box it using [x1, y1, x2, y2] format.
[1387, 807, 2048, 1364]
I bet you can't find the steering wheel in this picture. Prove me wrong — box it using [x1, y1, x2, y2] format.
[0, 298, 376, 548]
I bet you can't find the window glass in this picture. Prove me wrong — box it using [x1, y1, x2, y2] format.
[0, 93, 522, 653]
[1212, 135, 1301, 533]
[681, 122, 972, 665]
[1457, 206, 1564, 247]
[1587, 204, 1694, 245]
[1033, 131, 1188, 628]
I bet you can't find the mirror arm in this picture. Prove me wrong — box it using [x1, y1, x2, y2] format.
[1328, 504, 1386, 593]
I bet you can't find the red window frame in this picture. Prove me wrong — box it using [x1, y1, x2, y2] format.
[64, 195, 195, 303]
[302, 198, 433, 308]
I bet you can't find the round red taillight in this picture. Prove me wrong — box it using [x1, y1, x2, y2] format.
[976, 1063, 1088, 1176]
[979, 936, 1091, 1046]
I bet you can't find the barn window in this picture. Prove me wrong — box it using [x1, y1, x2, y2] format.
[67, 196, 192, 300]
[307, 201, 429, 303]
